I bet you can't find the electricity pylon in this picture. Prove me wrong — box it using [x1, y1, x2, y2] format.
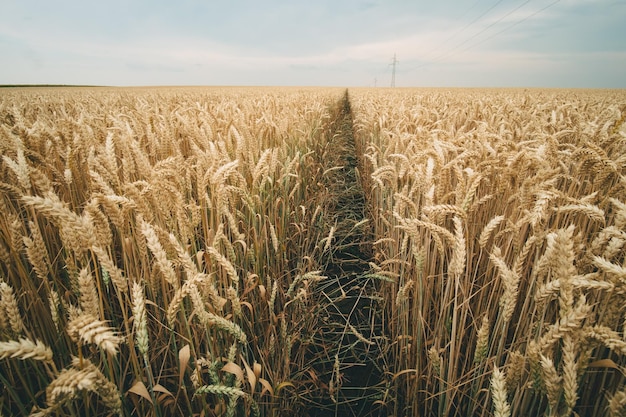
[390, 53, 398, 88]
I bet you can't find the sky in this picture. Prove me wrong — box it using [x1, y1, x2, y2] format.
[1, 0, 625, 88]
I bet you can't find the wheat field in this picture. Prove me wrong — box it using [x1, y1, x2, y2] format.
[1, 86, 625, 417]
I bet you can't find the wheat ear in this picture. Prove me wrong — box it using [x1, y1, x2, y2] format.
[78, 267, 100, 318]
[0, 338, 53, 362]
[474, 315, 490, 364]
[131, 281, 149, 357]
[449, 215, 466, 278]
[67, 311, 123, 355]
[491, 366, 511, 417]
[140, 218, 179, 289]
[45, 357, 121, 413]
[609, 388, 626, 417]
[0, 280, 24, 334]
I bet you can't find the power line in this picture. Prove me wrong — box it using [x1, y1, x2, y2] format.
[407, 0, 561, 71]
[459, 0, 560, 53]
[422, 0, 532, 67]
[390, 53, 398, 87]
[422, 0, 508, 64]
[367, 1, 562, 86]
[420, 0, 483, 57]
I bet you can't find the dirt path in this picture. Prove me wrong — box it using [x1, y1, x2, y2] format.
[306, 91, 385, 417]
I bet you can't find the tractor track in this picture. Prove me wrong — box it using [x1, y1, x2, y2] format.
[305, 91, 385, 417]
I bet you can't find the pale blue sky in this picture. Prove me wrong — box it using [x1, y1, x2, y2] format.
[1, 0, 625, 87]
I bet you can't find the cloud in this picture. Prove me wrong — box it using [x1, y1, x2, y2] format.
[0, 0, 624, 87]
[289, 64, 320, 71]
